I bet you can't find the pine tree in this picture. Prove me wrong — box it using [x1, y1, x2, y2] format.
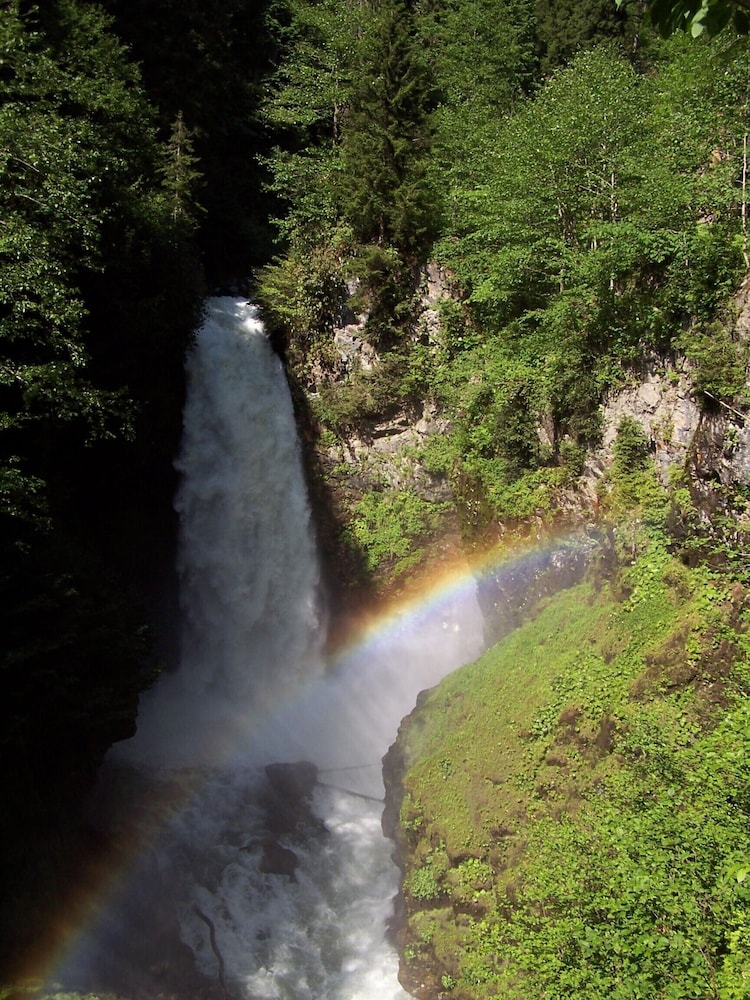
[160, 110, 203, 226]
[339, 0, 436, 259]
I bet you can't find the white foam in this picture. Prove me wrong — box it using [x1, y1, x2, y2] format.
[105, 298, 484, 998]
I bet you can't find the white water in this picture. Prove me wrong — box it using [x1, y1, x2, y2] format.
[72, 298, 485, 999]
[123, 297, 324, 768]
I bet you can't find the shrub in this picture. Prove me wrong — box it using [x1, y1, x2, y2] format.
[256, 237, 349, 366]
[345, 489, 449, 579]
[679, 322, 749, 406]
[410, 862, 442, 901]
[352, 244, 416, 348]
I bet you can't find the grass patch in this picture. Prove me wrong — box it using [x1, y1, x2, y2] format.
[395, 535, 750, 998]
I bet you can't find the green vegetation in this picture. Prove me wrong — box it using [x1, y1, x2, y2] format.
[394, 517, 750, 998]
[345, 489, 450, 581]
[636, 0, 750, 37]
[259, 3, 750, 577]
[102, 0, 280, 279]
[436, 34, 750, 473]
[0, 0, 201, 923]
[6, 0, 750, 996]
[0, 0, 275, 978]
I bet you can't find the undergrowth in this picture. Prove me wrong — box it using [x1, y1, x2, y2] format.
[395, 525, 750, 999]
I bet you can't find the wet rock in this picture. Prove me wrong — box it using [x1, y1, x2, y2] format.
[259, 837, 298, 881]
[265, 760, 318, 798]
[262, 760, 323, 837]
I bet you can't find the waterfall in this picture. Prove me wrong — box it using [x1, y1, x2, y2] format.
[120, 297, 324, 768]
[59, 298, 484, 1000]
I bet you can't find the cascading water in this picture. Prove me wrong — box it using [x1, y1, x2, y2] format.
[120, 296, 325, 769]
[58, 298, 485, 1000]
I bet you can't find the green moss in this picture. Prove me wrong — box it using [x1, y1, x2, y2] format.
[396, 535, 750, 997]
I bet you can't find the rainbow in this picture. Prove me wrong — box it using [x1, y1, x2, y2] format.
[28, 529, 590, 996]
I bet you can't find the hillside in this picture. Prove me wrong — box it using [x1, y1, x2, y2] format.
[258, 8, 750, 614]
[384, 525, 750, 998]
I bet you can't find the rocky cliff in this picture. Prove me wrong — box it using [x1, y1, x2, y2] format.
[292, 265, 750, 646]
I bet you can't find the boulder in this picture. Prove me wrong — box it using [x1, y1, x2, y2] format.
[259, 837, 298, 881]
[262, 760, 322, 836]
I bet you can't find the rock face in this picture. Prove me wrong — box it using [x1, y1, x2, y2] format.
[586, 277, 750, 490]
[259, 837, 299, 880]
[298, 262, 750, 619]
[255, 761, 323, 881]
[317, 263, 457, 500]
[293, 262, 469, 619]
[586, 363, 750, 489]
[261, 760, 321, 836]
[382, 696, 456, 1000]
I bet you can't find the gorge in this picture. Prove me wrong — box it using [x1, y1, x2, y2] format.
[5, 3, 750, 999]
[46, 299, 485, 999]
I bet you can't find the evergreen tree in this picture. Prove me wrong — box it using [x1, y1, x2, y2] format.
[262, 0, 363, 248]
[102, 0, 279, 278]
[534, 0, 630, 73]
[421, 0, 537, 240]
[339, 0, 437, 259]
[160, 110, 204, 226]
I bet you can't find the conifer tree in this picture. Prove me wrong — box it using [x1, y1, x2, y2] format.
[261, 0, 363, 248]
[339, 0, 436, 260]
[160, 110, 204, 227]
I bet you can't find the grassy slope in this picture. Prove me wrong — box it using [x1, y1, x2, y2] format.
[394, 534, 750, 999]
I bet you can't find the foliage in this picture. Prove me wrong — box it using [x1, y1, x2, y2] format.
[396, 532, 750, 997]
[534, 0, 633, 75]
[0, 0, 201, 973]
[257, 235, 350, 364]
[352, 245, 419, 347]
[103, 0, 279, 278]
[260, 6, 750, 587]
[260, 0, 750, 493]
[498, 699, 750, 999]
[339, 0, 437, 259]
[159, 111, 204, 227]
[344, 489, 450, 581]
[410, 860, 444, 901]
[679, 321, 750, 402]
[260, 0, 440, 356]
[311, 348, 428, 434]
[606, 416, 657, 510]
[261, 0, 358, 249]
[635, 0, 750, 36]
[415, 32, 750, 540]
